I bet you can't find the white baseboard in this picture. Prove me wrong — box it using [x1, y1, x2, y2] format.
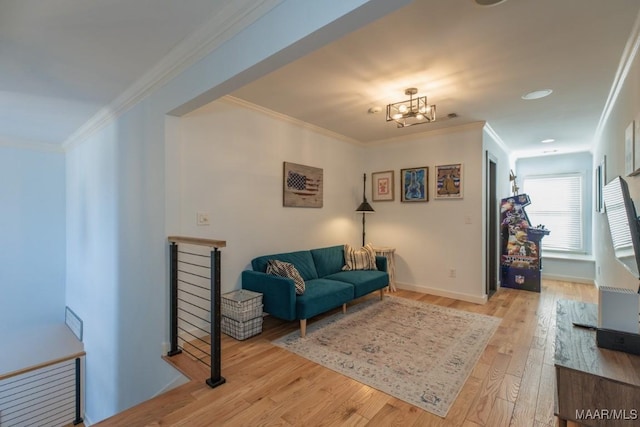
[83, 413, 94, 426]
[152, 373, 190, 398]
[395, 282, 488, 304]
[541, 273, 595, 285]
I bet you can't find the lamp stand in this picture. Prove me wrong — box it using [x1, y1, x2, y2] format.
[361, 212, 366, 247]
[355, 173, 375, 247]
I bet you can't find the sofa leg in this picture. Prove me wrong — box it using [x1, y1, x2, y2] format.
[379, 289, 384, 300]
[300, 319, 307, 338]
[342, 303, 347, 314]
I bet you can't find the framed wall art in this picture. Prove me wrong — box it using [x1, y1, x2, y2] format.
[595, 164, 603, 213]
[283, 161, 323, 208]
[625, 121, 637, 176]
[400, 166, 428, 202]
[435, 163, 463, 199]
[372, 170, 394, 201]
[635, 114, 640, 173]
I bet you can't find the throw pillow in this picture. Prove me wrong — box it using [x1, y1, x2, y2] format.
[342, 243, 378, 271]
[266, 259, 306, 295]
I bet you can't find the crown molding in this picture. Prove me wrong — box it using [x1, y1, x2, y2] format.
[224, 96, 490, 148]
[222, 96, 365, 146]
[367, 121, 487, 147]
[62, 0, 283, 151]
[594, 7, 640, 143]
[0, 136, 64, 153]
[482, 122, 510, 154]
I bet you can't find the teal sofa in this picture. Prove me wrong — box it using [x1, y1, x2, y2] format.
[242, 245, 389, 336]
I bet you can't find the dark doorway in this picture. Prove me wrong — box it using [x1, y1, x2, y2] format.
[486, 152, 498, 297]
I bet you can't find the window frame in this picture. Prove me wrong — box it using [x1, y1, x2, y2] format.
[521, 172, 585, 254]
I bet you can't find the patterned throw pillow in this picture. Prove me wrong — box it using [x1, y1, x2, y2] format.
[266, 259, 306, 295]
[342, 243, 378, 271]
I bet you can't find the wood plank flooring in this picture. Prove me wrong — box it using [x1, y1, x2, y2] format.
[95, 280, 595, 426]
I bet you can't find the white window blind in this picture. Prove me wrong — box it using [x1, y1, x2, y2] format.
[522, 174, 584, 253]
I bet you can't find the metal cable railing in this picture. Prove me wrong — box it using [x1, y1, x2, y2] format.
[0, 355, 84, 427]
[167, 236, 226, 388]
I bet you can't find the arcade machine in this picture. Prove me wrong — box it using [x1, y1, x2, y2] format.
[500, 193, 550, 292]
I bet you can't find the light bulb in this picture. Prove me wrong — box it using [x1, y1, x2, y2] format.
[392, 113, 403, 120]
[398, 104, 408, 114]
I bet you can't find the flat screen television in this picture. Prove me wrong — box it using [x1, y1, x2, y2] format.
[603, 175, 640, 281]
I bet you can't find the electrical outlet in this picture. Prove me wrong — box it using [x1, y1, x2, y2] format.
[196, 212, 210, 226]
[449, 268, 456, 278]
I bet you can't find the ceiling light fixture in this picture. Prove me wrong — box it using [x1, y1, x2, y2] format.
[521, 89, 553, 100]
[386, 88, 436, 128]
[474, 0, 509, 6]
[541, 138, 555, 143]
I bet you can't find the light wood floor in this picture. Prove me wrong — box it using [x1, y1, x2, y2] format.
[95, 280, 595, 426]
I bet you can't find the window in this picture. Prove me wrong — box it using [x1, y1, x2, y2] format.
[522, 174, 584, 253]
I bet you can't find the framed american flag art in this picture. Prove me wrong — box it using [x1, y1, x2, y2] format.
[283, 161, 323, 208]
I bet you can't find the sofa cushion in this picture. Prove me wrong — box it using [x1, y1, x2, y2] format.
[252, 250, 319, 281]
[295, 278, 353, 319]
[342, 243, 378, 271]
[266, 260, 305, 295]
[325, 270, 389, 298]
[310, 245, 345, 277]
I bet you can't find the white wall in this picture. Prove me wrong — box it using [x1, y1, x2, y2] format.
[171, 99, 365, 291]
[593, 30, 640, 292]
[365, 123, 490, 303]
[173, 108, 513, 305]
[0, 146, 66, 330]
[64, 0, 406, 423]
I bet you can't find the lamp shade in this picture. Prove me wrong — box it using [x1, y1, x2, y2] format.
[356, 201, 375, 212]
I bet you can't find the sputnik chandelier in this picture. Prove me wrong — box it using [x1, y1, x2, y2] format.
[386, 88, 436, 128]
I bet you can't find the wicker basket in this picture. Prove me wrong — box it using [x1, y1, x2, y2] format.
[221, 316, 263, 340]
[221, 289, 263, 322]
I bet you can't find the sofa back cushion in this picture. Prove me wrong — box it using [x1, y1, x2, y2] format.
[252, 250, 319, 281]
[310, 245, 345, 277]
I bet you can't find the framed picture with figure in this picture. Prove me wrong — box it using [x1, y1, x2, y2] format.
[401, 167, 428, 202]
[372, 170, 394, 201]
[435, 163, 463, 200]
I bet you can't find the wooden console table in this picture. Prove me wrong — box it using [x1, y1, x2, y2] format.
[555, 299, 640, 426]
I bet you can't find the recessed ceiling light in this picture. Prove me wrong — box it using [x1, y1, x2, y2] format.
[368, 106, 382, 114]
[474, 0, 508, 6]
[541, 138, 555, 144]
[522, 89, 553, 100]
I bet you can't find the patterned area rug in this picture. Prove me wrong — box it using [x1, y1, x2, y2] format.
[273, 296, 501, 417]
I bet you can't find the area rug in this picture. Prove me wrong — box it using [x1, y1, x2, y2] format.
[272, 296, 501, 417]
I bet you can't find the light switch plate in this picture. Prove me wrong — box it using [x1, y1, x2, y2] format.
[197, 212, 210, 226]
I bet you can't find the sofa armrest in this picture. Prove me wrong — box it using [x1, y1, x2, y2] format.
[375, 255, 388, 272]
[241, 270, 297, 321]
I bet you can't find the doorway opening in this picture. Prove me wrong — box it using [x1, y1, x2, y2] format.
[486, 152, 498, 297]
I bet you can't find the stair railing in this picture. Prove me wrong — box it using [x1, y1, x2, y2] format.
[0, 325, 85, 427]
[167, 236, 226, 388]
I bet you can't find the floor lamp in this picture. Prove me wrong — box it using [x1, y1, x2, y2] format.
[355, 173, 375, 246]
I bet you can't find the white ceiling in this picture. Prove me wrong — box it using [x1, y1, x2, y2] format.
[2, 0, 640, 157]
[0, 0, 230, 146]
[232, 0, 640, 157]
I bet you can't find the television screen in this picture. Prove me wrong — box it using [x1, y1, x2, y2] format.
[603, 176, 640, 280]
